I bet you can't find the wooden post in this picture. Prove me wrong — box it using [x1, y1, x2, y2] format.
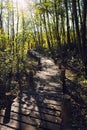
[61, 95, 72, 129]
[38, 58, 42, 71]
[28, 70, 34, 87]
[61, 68, 67, 93]
[59, 62, 62, 69]
[54, 58, 58, 65]
[0, 109, 5, 127]
[3, 95, 12, 124]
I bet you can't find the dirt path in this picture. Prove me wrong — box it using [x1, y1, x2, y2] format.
[0, 56, 63, 130]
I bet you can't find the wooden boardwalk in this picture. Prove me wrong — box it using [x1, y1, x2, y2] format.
[0, 56, 63, 130]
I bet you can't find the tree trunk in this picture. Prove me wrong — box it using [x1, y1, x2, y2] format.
[7, 0, 10, 44]
[43, 13, 51, 49]
[54, 0, 61, 48]
[0, 0, 3, 32]
[64, 0, 70, 46]
[72, 0, 82, 55]
[81, 0, 87, 77]
[46, 11, 53, 48]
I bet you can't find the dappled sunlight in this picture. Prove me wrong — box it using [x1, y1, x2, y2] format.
[48, 82, 60, 87]
[0, 54, 62, 130]
[0, 0, 87, 129]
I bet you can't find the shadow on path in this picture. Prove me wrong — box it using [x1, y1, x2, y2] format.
[0, 55, 63, 130]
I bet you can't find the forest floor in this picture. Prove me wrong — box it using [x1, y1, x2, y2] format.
[0, 50, 87, 130]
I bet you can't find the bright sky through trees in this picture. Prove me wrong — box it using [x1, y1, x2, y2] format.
[18, 0, 26, 10]
[17, 0, 35, 14]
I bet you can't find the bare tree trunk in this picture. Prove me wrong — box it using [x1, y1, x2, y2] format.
[45, 3, 53, 48]
[54, 0, 61, 48]
[61, 14, 66, 44]
[43, 13, 51, 49]
[16, 0, 19, 75]
[77, 0, 82, 29]
[16, 0, 19, 54]
[7, 0, 10, 44]
[72, 0, 82, 56]
[81, 0, 87, 77]
[0, 0, 3, 32]
[36, 17, 41, 46]
[40, 14, 43, 47]
[22, 6, 25, 60]
[11, 0, 15, 58]
[64, 0, 70, 46]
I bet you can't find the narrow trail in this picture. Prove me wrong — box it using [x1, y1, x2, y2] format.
[0, 56, 63, 130]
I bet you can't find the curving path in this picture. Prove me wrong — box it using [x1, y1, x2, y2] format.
[0, 56, 63, 130]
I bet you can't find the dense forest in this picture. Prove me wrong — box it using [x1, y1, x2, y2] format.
[0, 0, 87, 75]
[0, 0, 87, 129]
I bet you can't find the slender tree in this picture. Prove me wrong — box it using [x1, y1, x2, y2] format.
[64, 0, 70, 46]
[81, 0, 87, 77]
[72, 0, 82, 55]
[0, 0, 3, 32]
